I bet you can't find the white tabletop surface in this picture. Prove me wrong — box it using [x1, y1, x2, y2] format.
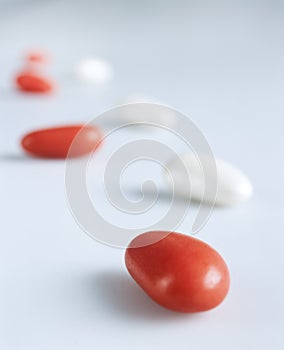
[1, 1, 284, 349]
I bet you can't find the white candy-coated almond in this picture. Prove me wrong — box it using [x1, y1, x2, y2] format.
[75, 58, 113, 85]
[118, 95, 176, 128]
[165, 153, 253, 206]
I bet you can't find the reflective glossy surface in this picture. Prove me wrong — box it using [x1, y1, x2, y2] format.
[125, 231, 230, 313]
[21, 125, 102, 159]
[16, 72, 54, 93]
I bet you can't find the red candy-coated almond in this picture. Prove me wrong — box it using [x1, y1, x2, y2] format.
[21, 125, 102, 159]
[26, 51, 49, 63]
[16, 72, 54, 93]
[125, 231, 230, 313]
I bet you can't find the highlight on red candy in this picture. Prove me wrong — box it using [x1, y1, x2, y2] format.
[15, 71, 54, 93]
[125, 231, 230, 313]
[21, 125, 103, 159]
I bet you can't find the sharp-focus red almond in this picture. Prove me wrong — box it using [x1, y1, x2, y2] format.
[16, 72, 54, 93]
[125, 231, 230, 313]
[21, 125, 102, 159]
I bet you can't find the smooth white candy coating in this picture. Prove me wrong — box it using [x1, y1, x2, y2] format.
[75, 58, 113, 84]
[118, 94, 176, 128]
[165, 153, 253, 206]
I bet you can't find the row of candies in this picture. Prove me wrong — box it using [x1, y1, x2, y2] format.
[15, 50, 253, 314]
[15, 50, 113, 92]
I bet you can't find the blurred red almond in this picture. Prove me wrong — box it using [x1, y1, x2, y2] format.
[21, 125, 102, 159]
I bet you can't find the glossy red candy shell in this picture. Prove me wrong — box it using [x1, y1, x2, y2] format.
[125, 231, 230, 313]
[16, 72, 54, 93]
[21, 125, 102, 159]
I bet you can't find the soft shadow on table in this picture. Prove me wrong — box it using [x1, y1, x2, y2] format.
[127, 187, 231, 210]
[83, 270, 198, 322]
[0, 87, 20, 99]
[127, 187, 203, 208]
[0, 153, 32, 162]
[0, 153, 64, 163]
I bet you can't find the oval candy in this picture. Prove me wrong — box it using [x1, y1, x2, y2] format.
[165, 153, 253, 206]
[75, 58, 113, 85]
[21, 125, 102, 159]
[118, 96, 176, 129]
[26, 50, 49, 64]
[16, 72, 54, 93]
[125, 231, 230, 313]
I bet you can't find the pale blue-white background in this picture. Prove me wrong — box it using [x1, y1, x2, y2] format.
[0, 1, 283, 349]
